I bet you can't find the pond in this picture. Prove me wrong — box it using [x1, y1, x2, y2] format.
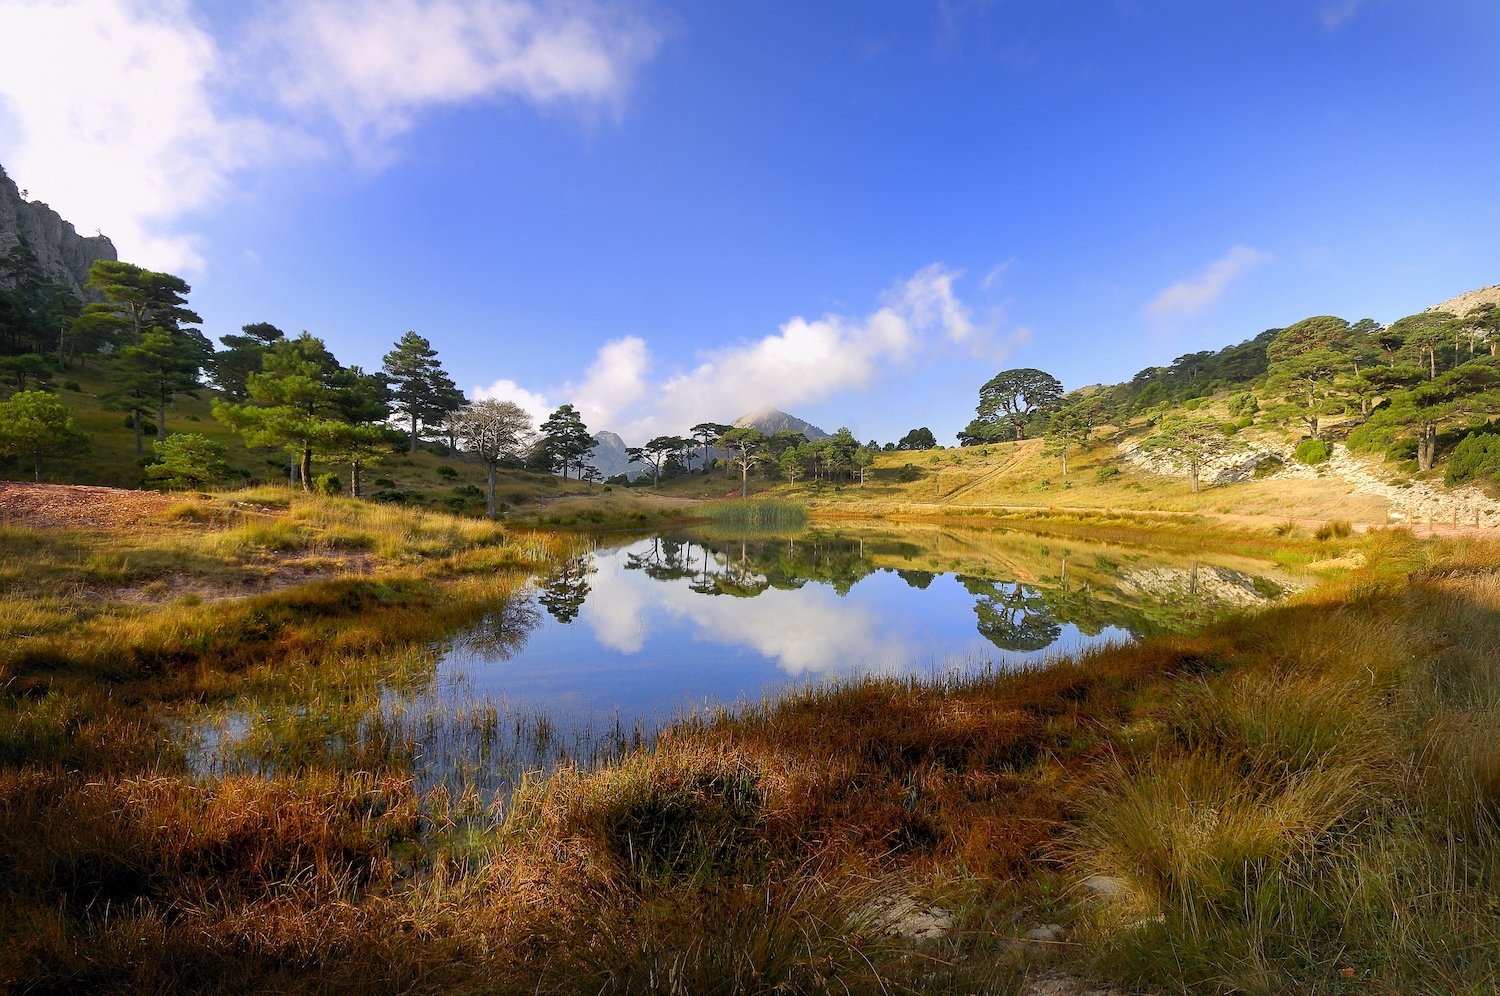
[430, 519, 1295, 718]
[192, 519, 1300, 794]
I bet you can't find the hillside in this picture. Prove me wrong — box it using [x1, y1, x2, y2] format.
[731, 405, 831, 439]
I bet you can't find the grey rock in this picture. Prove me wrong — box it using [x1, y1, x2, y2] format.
[730, 406, 832, 440]
[1080, 875, 1130, 900]
[0, 162, 117, 301]
[1026, 923, 1068, 942]
[589, 431, 648, 479]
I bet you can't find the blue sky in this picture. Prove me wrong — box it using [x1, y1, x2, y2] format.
[2, 1, 1497, 444]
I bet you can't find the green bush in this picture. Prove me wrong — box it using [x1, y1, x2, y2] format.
[1096, 466, 1120, 482]
[312, 473, 342, 496]
[1253, 455, 1285, 479]
[1295, 438, 1330, 465]
[144, 433, 229, 490]
[1226, 392, 1259, 418]
[1445, 432, 1500, 485]
[435, 464, 458, 479]
[63, 380, 82, 392]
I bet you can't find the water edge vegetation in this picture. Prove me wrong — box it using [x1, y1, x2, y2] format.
[2, 487, 1500, 993]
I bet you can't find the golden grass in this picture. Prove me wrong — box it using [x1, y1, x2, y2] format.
[3, 517, 1500, 993]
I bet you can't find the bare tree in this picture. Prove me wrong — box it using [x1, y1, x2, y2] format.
[455, 399, 533, 518]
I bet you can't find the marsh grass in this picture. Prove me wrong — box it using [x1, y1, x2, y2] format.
[699, 498, 808, 530]
[5, 517, 1500, 993]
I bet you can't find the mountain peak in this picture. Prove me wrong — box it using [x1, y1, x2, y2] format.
[730, 407, 832, 440]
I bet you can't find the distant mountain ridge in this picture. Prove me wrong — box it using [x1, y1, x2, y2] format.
[731, 406, 832, 440]
[0, 164, 117, 300]
[590, 430, 647, 478]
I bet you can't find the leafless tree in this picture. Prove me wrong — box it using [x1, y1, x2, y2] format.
[455, 400, 534, 518]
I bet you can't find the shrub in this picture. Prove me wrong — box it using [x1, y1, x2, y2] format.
[435, 464, 458, 479]
[1096, 466, 1120, 482]
[897, 464, 919, 482]
[1444, 432, 1500, 485]
[63, 380, 82, 392]
[1314, 520, 1353, 540]
[144, 433, 229, 490]
[1226, 392, 1259, 418]
[1295, 438, 1330, 465]
[312, 473, 342, 496]
[1253, 455, 1284, 479]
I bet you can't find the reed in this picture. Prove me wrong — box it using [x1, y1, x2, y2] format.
[698, 498, 808, 529]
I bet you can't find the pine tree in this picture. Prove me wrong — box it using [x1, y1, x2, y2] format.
[382, 332, 465, 453]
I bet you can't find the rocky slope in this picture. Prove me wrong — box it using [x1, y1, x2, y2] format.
[1425, 283, 1500, 316]
[731, 406, 831, 440]
[0, 163, 117, 300]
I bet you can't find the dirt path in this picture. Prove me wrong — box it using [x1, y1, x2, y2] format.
[0, 482, 210, 529]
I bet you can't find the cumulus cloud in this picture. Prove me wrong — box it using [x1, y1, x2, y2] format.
[472, 377, 552, 426]
[474, 265, 1017, 443]
[0, 0, 662, 269]
[586, 264, 992, 438]
[0, 0, 288, 269]
[568, 335, 650, 430]
[1143, 245, 1272, 320]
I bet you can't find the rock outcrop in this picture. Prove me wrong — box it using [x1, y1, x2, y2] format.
[1425, 284, 1500, 317]
[589, 430, 647, 479]
[730, 406, 832, 440]
[0, 163, 117, 300]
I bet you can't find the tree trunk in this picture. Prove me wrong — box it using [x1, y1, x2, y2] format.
[410, 411, 418, 454]
[1430, 349, 1436, 379]
[301, 446, 313, 492]
[157, 395, 167, 443]
[1189, 459, 1200, 493]
[1417, 425, 1436, 472]
[1061, 443, 1068, 476]
[740, 456, 748, 498]
[133, 409, 142, 454]
[290, 452, 297, 486]
[351, 460, 362, 498]
[34, 455, 42, 482]
[486, 463, 498, 519]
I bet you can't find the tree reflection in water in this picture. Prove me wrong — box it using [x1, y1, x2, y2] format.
[539, 556, 594, 623]
[958, 576, 1063, 652]
[449, 596, 541, 659]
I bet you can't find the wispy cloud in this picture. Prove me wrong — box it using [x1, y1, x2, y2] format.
[981, 258, 1014, 291]
[1318, 0, 1366, 30]
[0, 0, 663, 270]
[1143, 245, 1272, 320]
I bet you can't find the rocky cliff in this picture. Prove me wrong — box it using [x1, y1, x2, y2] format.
[0, 164, 117, 300]
[590, 430, 647, 478]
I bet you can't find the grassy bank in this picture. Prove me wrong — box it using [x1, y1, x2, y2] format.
[3, 498, 1499, 993]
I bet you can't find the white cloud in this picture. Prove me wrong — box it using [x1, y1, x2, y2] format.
[1143, 245, 1272, 320]
[0, 0, 289, 269]
[981, 258, 1014, 291]
[567, 335, 650, 430]
[473, 377, 551, 426]
[0, 0, 661, 269]
[1318, 0, 1365, 30]
[258, 0, 663, 158]
[578, 264, 996, 439]
[479, 265, 1018, 443]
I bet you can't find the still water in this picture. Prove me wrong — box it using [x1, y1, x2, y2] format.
[191, 519, 1299, 791]
[433, 520, 1296, 722]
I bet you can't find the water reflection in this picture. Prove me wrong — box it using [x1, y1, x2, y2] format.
[441, 522, 1298, 719]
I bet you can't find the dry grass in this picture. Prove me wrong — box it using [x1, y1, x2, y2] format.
[3, 518, 1500, 993]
